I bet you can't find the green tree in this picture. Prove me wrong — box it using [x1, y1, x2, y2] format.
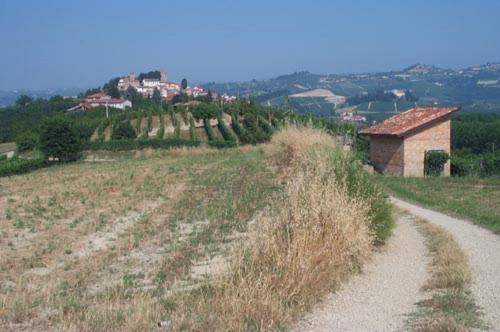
[111, 121, 137, 140]
[39, 117, 82, 162]
[181, 78, 188, 90]
[16, 95, 33, 106]
[103, 77, 121, 98]
[49, 95, 64, 103]
[15, 131, 38, 152]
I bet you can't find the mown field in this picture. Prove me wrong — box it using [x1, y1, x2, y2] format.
[0, 146, 278, 330]
[379, 176, 500, 234]
[0, 127, 392, 331]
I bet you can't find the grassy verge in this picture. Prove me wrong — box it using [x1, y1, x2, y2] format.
[408, 216, 485, 331]
[167, 127, 393, 331]
[379, 176, 500, 234]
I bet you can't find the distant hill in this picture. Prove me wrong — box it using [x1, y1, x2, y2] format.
[203, 63, 500, 121]
[0, 88, 86, 107]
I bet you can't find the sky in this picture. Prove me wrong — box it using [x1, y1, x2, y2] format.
[0, 0, 499, 90]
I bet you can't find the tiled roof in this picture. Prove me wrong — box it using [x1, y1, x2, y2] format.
[359, 107, 459, 137]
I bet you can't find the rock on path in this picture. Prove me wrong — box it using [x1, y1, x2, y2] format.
[295, 214, 430, 332]
[391, 196, 500, 330]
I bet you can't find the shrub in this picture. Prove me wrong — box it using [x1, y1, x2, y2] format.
[39, 117, 82, 162]
[15, 131, 38, 152]
[173, 121, 181, 140]
[258, 115, 274, 134]
[204, 119, 217, 141]
[217, 114, 238, 142]
[111, 121, 137, 140]
[135, 111, 143, 133]
[156, 116, 165, 139]
[231, 113, 251, 144]
[147, 111, 153, 132]
[189, 117, 198, 142]
[140, 126, 149, 140]
[425, 150, 450, 176]
[96, 119, 109, 142]
[0, 157, 47, 177]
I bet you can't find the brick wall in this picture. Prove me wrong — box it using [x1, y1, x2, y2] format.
[370, 136, 404, 176]
[403, 117, 451, 177]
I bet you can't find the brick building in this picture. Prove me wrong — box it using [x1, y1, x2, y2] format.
[360, 107, 459, 177]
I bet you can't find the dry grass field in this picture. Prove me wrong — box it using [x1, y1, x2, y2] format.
[0, 127, 390, 331]
[0, 146, 278, 331]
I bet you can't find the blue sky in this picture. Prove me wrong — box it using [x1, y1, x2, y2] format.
[0, 0, 499, 90]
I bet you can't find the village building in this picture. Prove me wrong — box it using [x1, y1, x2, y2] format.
[66, 92, 132, 112]
[117, 72, 140, 91]
[340, 110, 366, 123]
[360, 107, 459, 177]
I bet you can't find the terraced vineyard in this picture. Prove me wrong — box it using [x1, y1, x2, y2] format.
[89, 108, 277, 148]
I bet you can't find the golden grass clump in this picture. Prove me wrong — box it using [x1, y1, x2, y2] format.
[420, 221, 471, 291]
[170, 126, 374, 330]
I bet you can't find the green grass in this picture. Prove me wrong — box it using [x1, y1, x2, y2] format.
[379, 176, 500, 234]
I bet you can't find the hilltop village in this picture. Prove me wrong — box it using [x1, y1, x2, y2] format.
[68, 70, 237, 112]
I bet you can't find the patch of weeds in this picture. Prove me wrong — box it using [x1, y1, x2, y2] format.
[13, 218, 24, 229]
[123, 272, 145, 288]
[407, 216, 486, 331]
[69, 217, 82, 229]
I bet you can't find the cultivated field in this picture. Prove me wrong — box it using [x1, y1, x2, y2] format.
[0, 146, 277, 330]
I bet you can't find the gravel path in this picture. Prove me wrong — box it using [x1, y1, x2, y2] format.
[295, 214, 430, 332]
[391, 196, 500, 330]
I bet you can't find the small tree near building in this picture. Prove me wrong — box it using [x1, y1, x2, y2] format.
[425, 150, 450, 176]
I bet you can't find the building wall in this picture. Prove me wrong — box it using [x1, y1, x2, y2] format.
[369, 136, 404, 176]
[403, 118, 451, 177]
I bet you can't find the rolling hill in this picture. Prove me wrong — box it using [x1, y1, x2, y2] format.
[203, 63, 500, 122]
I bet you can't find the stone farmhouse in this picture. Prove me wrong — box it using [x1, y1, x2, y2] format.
[360, 107, 459, 177]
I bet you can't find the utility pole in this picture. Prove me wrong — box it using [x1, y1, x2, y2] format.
[105, 103, 109, 119]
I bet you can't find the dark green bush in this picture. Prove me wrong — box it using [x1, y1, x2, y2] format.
[0, 157, 47, 177]
[111, 121, 137, 140]
[217, 115, 238, 142]
[157, 115, 165, 139]
[204, 119, 217, 141]
[189, 118, 198, 142]
[39, 117, 82, 162]
[425, 150, 450, 176]
[15, 131, 38, 152]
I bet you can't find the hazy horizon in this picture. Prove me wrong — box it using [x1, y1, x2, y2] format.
[1, 0, 499, 90]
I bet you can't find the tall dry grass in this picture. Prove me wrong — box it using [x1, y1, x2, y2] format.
[169, 126, 379, 330]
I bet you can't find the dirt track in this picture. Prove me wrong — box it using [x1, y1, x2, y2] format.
[392, 197, 500, 330]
